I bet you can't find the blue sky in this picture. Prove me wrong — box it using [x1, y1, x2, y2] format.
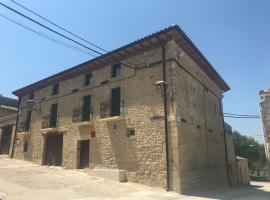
[0, 0, 269, 142]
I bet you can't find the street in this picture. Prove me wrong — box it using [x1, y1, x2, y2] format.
[0, 155, 269, 200]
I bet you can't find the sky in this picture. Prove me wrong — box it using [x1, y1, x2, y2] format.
[0, 0, 269, 142]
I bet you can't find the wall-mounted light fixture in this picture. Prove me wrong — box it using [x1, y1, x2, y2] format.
[155, 80, 168, 97]
[26, 99, 41, 115]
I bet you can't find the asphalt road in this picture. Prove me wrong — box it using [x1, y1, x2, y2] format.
[0, 155, 269, 200]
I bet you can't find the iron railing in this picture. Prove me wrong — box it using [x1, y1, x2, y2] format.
[72, 106, 93, 123]
[18, 121, 27, 132]
[100, 101, 124, 119]
[41, 115, 58, 129]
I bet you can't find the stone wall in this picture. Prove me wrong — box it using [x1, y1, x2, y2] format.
[14, 40, 228, 193]
[225, 123, 238, 187]
[259, 89, 270, 175]
[236, 156, 250, 185]
[166, 41, 228, 193]
[14, 45, 168, 188]
[0, 114, 17, 156]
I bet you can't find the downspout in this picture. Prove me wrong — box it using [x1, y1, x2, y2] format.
[162, 45, 170, 191]
[11, 96, 21, 158]
[220, 97, 231, 187]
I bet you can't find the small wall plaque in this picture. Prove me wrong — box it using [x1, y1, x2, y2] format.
[150, 115, 164, 120]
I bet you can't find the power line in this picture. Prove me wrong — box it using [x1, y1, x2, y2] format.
[224, 112, 260, 117]
[0, 1, 103, 56]
[0, 1, 137, 69]
[223, 105, 261, 142]
[0, 13, 96, 56]
[224, 112, 260, 119]
[224, 116, 260, 119]
[9, 0, 108, 53]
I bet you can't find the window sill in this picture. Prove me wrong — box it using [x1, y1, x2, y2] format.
[110, 76, 121, 82]
[77, 121, 93, 127]
[41, 127, 59, 134]
[100, 116, 123, 122]
[17, 131, 30, 135]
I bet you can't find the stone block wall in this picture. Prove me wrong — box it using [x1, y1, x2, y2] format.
[166, 41, 228, 193]
[225, 123, 238, 187]
[14, 45, 168, 189]
[259, 89, 270, 175]
[0, 114, 17, 156]
[236, 156, 250, 185]
[13, 40, 228, 193]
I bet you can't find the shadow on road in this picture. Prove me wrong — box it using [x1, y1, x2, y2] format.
[182, 183, 270, 199]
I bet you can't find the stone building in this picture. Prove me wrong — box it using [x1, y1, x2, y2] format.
[224, 123, 238, 187]
[236, 156, 250, 185]
[259, 89, 270, 175]
[0, 95, 18, 155]
[12, 25, 230, 194]
[224, 122, 250, 186]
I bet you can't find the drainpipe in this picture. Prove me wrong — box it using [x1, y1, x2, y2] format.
[220, 98, 231, 187]
[11, 96, 21, 158]
[161, 45, 170, 191]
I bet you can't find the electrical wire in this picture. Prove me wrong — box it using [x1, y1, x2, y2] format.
[0, 13, 96, 56]
[224, 116, 260, 119]
[0, 1, 137, 68]
[9, 0, 108, 53]
[224, 112, 260, 118]
[224, 112, 260, 117]
[0, 1, 103, 56]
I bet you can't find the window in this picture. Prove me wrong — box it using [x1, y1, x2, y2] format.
[52, 84, 59, 95]
[25, 111, 32, 131]
[127, 128, 135, 138]
[111, 87, 121, 116]
[84, 73, 92, 86]
[82, 95, 91, 121]
[29, 93, 34, 100]
[50, 103, 58, 128]
[112, 64, 121, 78]
[23, 141, 28, 152]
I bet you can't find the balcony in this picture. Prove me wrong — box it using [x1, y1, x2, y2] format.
[72, 106, 93, 126]
[18, 121, 29, 133]
[100, 101, 124, 121]
[41, 115, 58, 129]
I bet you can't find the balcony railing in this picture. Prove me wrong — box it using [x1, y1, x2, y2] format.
[72, 106, 93, 123]
[41, 115, 58, 129]
[100, 101, 124, 119]
[18, 121, 27, 132]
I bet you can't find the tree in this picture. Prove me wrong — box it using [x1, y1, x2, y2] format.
[233, 131, 267, 176]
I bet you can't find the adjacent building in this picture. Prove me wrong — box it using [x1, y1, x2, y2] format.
[225, 122, 250, 186]
[259, 89, 270, 175]
[11, 25, 230, 194]
[0, 95, 18, 155]
[236, 156, 250, 185]
[224, 123, 238, 187]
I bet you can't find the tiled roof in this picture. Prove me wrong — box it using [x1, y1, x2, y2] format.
[13, 25, 230, 96]
[0, 95, 18, 108]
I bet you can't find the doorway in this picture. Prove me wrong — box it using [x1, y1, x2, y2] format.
[44, 134, 63, 166]
[0, 126, 12, 155]
[78, 140, 90, 169]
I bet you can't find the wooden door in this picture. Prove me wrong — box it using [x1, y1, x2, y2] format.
[0, 126, 12, 155]
[79, 140, 89, 168]
[44, 134, 63, 166]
